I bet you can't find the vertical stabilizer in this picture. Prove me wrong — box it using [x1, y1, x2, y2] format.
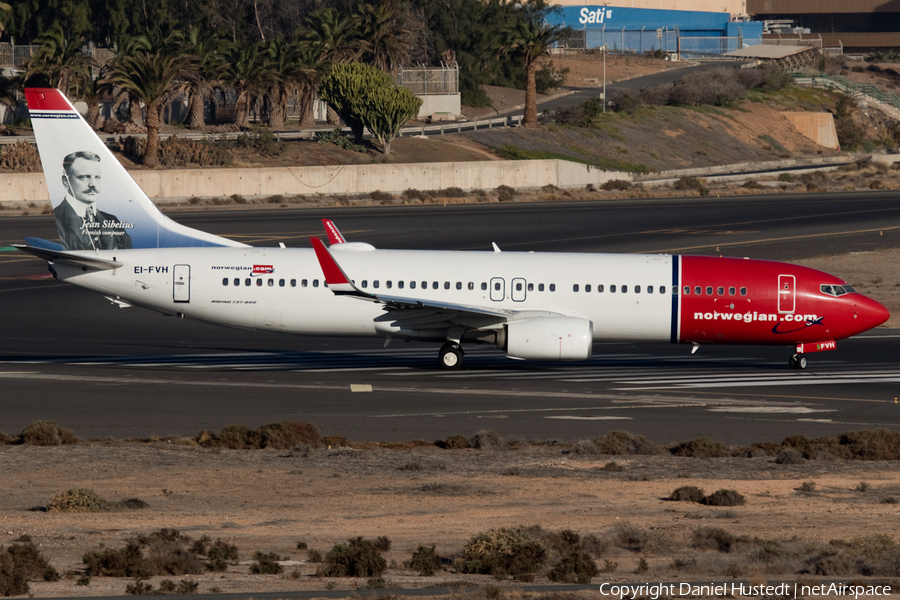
[25, 88, 248, 250]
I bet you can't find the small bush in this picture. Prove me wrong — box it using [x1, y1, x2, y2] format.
[83, 542, 153, 578]
[198, 421, 320, 449]
[471, 430, 504, 450]
[670, 437, 729, 458]
[673, 176, 704, 191]
[669, 486, 705, 503]
[47, 488, 108, 513]
[316, 128, 367, 152]
[125, 578, 154, 595]
[0, 141, 42, 172]
[307, 549, 323, 563]
[799, 481, 816, 493]
[855, 481, 871, 493]
[318, 537, 387, 578]
[402, 188, 427, 201]
[692, 527, 737, 552]
[20, 421, 76, 446]
[547, 550, 598, 584]
[370, 190, 393, 202]
[776, 448, 805, 464]
[601, 179, 633, 191]
[462, 527, 547, 580]
[702, 489, 746, 507]
[437, 434, 470, 449]
[495, 185, 517, 202]
[250, 551, 283, 575]
[594, 431, 664, 455]
[409, 545, 441, 576]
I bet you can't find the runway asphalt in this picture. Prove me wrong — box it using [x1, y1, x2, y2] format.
[2, 191, 900, 444]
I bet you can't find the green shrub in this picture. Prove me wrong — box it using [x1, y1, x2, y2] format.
[125, 578, 154, 595]
[84, 530, 206, 578]
[547, 550, 598, 584]
[83, 542, 153, 578]
[692, 527, 737, 552]
[462, 527, 547, 580]
[318, 537, 386, 578]
[0, 540, 60, 597]
[409, 545, 442, 576]
[702, 489, 746, 507]
[250, 551, 283, 575]
[20, 421, 76, 446]
[47, 488, 107, 513]
[669, 486, 705, 503]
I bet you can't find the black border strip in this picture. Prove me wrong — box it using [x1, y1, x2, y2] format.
[670, 255, 679, 344]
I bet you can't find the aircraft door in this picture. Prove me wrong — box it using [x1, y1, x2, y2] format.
[173, 264, 190, 303]
[511, 277, 527, 302]
[777, 274, 795, 313]
[490, 277, 505, 302]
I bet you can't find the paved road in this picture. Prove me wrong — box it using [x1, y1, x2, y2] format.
[2, 192, 900, 443]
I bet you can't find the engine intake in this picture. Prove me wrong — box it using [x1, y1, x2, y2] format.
[500, 317, 593, 361]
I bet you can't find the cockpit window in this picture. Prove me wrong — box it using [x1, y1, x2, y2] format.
[821, 284, 854, 297]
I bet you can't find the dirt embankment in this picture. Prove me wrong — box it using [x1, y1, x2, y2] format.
[4, 441, 900, 598]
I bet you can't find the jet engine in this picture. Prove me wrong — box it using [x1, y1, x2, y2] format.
[499, 317, 593, 361]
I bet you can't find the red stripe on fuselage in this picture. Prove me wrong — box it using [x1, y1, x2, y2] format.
[678, 256, 888, 345]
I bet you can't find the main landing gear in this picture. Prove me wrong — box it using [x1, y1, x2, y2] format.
[789, 353, 807, 370]
[439, 342, 464, 370]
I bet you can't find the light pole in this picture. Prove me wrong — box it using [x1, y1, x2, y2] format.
[603, 45, 607, 112]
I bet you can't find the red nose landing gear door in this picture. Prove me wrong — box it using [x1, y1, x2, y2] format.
[778, 274, 795, 314]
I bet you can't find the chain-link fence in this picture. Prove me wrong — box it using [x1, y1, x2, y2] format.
[397, 65, 458, 95]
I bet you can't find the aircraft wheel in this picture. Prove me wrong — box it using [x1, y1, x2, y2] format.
[439, 343, 464, 370]
[789, 354, 808, 370]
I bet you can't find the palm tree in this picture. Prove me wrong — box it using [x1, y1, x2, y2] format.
[25, 24, 92, 94]
[292, 43, 326, 127]
[109, 34, 152, 127]
[185, 27, 225, 130]
[219, 42, 273, 128]
[73, 63, 112, 129]
[357, 1, 411, 74]
[499, 13, 566, 127]
[0, 2, 12, 38]
[301, 8, 363, 64]
[110, 47, 196, 167]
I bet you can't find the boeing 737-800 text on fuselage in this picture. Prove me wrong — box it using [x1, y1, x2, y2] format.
[15, 88, 890, 370]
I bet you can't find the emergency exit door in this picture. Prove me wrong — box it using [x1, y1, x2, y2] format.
[173, 264, 191, 303]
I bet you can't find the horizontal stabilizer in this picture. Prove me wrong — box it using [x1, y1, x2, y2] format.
[13, 245, 122, 270]
[23, 237, 65, 251]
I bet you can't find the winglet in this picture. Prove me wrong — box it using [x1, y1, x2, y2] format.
[322, 219, 347, 245]
[310, 237, 367, 295]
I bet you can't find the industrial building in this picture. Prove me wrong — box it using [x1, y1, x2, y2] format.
[546, 5, 762, 58]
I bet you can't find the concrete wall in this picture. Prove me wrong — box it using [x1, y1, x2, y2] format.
[781, 112, 839, 150]
[0, 160, 631, 204]
[555, 0, 746, 16]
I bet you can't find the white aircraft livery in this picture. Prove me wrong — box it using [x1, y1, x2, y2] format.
[17, 88, 890, 370]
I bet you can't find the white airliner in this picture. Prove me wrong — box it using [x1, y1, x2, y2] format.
[16, 88, 890, 370]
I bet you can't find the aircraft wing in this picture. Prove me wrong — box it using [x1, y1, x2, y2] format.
[310, 237, 561, 330]
[14, 245, 123, 270]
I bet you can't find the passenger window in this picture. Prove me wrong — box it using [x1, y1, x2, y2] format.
[398, 281, 404, 289]
[494, 282, 501, 291]
[527, 283, 533, 292]
[268, 279, 274, 287]
[290, 279, 296, 287]
[716, 286, 724, 295]
[740, 287, 747, 296]
[234, 278, 239, 286]
[481, 282, 487, 291]
[610, 285, 616, 293]
[728, 286, 735, 295]
[256, 279, 263, 287]
[549, 284, 556, 292]
[684, 286, 690, 295]
[456, 282, 462, 290]
[245, 278, 251, 286]
[361, 280, 368, 288]
[573, 284, 579, 292]
[539, 283, 545, 292]
[313, 279, 319, 288]
[694, 286, 701, 295]
[278, 279, 284, 287]
[706, 286, 712, 295]
[585, 284, 591, 292]
[516, 282, 523, 292]
[386, 281, 392, 289]
[635, 285, 641, 293]
[373, 281, 380, 289]
[622, 285, 627, 293]
[301, 279, 308, 287]
[222, 278, 228, 286]
[648, 285, 653, 294]
[469, 282, 475, 290]
[598, 284, 604, 293]
[431, 281, 437, 289]
[422, 281, 427, 289]
[410, 281, 416, 289]
[444, 281, 449, 290]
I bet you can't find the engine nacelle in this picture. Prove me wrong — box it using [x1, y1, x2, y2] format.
[501, 317, 593, 361]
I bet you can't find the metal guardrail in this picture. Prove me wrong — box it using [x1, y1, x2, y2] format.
[0, 115, 525, 146]
[789, 71, 900, 112]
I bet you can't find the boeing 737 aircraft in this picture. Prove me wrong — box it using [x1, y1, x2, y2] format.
[16, 88, 890, 370]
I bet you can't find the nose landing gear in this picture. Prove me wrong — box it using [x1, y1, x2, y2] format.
[789, 353, 807, 370]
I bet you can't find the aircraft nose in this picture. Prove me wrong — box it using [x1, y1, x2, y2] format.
[852, 295, 890, 332]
